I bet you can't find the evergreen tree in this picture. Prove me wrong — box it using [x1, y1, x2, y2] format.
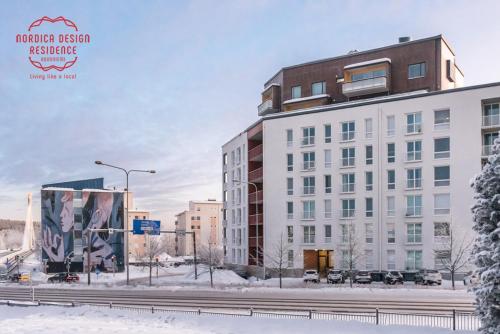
[471, 138, 500, 333]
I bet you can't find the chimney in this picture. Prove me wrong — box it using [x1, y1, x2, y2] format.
[398, 36, 411, 43]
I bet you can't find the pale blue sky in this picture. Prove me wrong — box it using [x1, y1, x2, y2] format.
[1, 0, 500, 223]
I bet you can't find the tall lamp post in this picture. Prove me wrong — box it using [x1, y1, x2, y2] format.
[233, 179, 263, 280]
[95, 160, 156, 285]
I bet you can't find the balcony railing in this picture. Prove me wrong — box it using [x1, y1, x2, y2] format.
[302, 161, 316, 171]
[258, 99, 274, 116]
[301, 211, 315, 220]
[341, 184, 355, 193]
[406, 124, 423, 135]
[340, 132, 356, 142]
[482, 145, 494, 157]
[302, 186, 315, 195]
[340, 209, 355, 219]
[248, 213, 263, 225]
[248, 190, 263, 204]
[248, 167, 263, 182]
[248, 144, 263, 162]
[340, 157, 355, 168]
[405, 208, 423, 217]
[301, 137, 315, 146]
[482, 114, 500, 127]
[342, 76, 389, 97]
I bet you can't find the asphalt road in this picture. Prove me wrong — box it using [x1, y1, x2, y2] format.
[0, 286, 475, 314]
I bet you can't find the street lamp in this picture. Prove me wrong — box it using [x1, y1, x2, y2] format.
[95, 160, 156, 285]
[233, 179, 263, 280]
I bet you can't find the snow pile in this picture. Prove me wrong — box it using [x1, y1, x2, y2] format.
[182, 267, 247, 285]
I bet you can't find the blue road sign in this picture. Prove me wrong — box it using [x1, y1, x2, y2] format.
[133, 219, 161, 235]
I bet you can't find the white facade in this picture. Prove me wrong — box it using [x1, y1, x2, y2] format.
[261, 84, 500, 272]
[221, 132, 249, 265]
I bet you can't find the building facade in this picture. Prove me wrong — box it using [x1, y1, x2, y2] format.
[222, 35, 500, 275]
[174, 200, 223, 256]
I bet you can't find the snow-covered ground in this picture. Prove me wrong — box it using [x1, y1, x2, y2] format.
[0, 305, 477, 334]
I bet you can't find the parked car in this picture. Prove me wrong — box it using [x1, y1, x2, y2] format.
[47, 272, 80, 283]
[414, 269, 442, 285]
[354, 271, 372, 284]
[384, 271, 404, 285]
[303, 270, 320, 283]
[8, 273, 21, 282]
[463, 272, 479, 286]
[327, 270, 345, 284]
[19, 273, 31, 283]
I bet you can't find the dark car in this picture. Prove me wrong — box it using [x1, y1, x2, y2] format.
[384, 271, 404, 284]
[9, 273, 21, 282]
[48, 272, 80, 283]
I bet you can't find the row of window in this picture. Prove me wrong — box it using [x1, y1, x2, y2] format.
[285, 193, 450, 220]
[286, 110, 450, 149]
[222, 145, 245, 167]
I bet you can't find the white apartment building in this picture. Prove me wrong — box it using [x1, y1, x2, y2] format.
[174, 199, 223, 256]
[221, 35, 500, 275]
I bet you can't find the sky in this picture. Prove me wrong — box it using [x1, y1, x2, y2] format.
[1, 0, 500, 225]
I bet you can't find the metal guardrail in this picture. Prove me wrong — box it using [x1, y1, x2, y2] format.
[4, 250, 33, 274]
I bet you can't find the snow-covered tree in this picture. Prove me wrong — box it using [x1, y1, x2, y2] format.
[199, 241, 224, 288]
[471, 138, 500, 333]
[264, 233, 292, 289]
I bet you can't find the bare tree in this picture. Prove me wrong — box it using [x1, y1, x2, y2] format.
[433, 223, 473, 290]
[199, 241, 224, 288]
[343, 224, 363, 288]
[144, 233, 167, 286]
[263, 233, 292, 288]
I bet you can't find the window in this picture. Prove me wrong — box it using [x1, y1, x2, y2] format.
[387, 170, 395, 190]
[434, 222, 450, 242]
[434, 166, 450, 186]
[312, 81, 326, 95]
[387, 250, 396, 270]
[303, 152, 315, 170]
[365, 118, 373, 139]
[387, 223, 395, 244]
[408, 62, 426, 79]
[287, 226, 294, 243]
[407, 168, 422, 189]
[341, 121, 355, 141]
[341, 224, 354, 243]
[434, 109, 450, 130]
[287, 177, 293, 195]
[341, 173, 355, 193]
[387, 143, 395, 163]
[341, 250, 349, 269]
[287, 154, 293, 171]
[407, 223, 422, 243]
[406, 140, 422, 161]
[366, 145, 373, 165]
[302, 127, 315, 146]
[341, 147, 355, 167]
[434, 194, 450, 215]
[302, 200, 315, 220]
[324, 149, 332, 168]
[352, 69, 386, 81]
[483, 103, 500, 127]
[303, 226, 315, 243]
[366, 198, 373, 217]
[303, 176, 315, 195]
[406, 112, 422, 134]
[365, 171, 373, 191]
[287, 202, 294, 219]
[236, 147, 241, 165]
[324, 225, 332, 243]
[223, 153, 228, 165]
[406, 195, 423, 217]
[484, 132, 499, 156]
[324, 175, 332, 194]
[435, 250, 451, 270]
[231, 151, 235, 166]
[406, 250, 423, 270]
[324, 199, 333, 218]
[292, 85, 301, 99]
[387, 115, 395, 136]
[236, 208, 242, 224]
[387, 196, 395, 217]
[287, 129, 293, 147]
[287, 250, 294, 267]
[341, 199, 355, 218]
[223, 172, 228, 183]
[223, 191, 228, 202]
[324, 124, 332, 143]
[365, 224, 374, 244]
[365, 250, 374, 270]
[434, 138, 450, 159]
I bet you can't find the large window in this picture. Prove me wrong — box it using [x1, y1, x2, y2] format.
[303, 225, 315, 243]
[292, 85, 302, 99]
[223, 153, 228, 165]
[287, 177, 293, 195]
[287, 250, 294, 267]
[387, 115, 395, 136]
[434, 222, 450, 242]
[341, 173, 355, 193]
[365, 224, 374, 244]
[287, 129, 293, 147]
[483, 103, 500, 127]
[407, 223, 422, 243]
[387, 223, 395, 244]
[302, 127, 315, 146]
[408, 62, 426, 79]
[287, 153, 293, 172]
[406, 140, 422, 161]
[312, 81, 326, 95]
[287, 202, 293, 219]
[434, 166, 450, 186]
[302, 201, 315, 220]
[406, 250, 423, 270]
[341, 224, 354, 243]
[303, 176, 315, 195]
[387, 143, 395, 163]
[365, 171, 373, 191]
[434, 109, 450, 130]
[303, 152, 315, 170]
[407, 168, 422, 189]
[366, 198, 373, 217]
[341, 199, 355, 218]
[341, 121, 355, 141]
[387, 250, 396, 270]
[366, 145, 373, 165]
[287, 225, 293, 243]
[324, 149, 332, 168]
[341, 147, 355, 167]
[324, 175, 332, 194]
[365, 118, 373, 139]
[324, 225, 332, 243]
[484, 132, 499, 156]
[352, 69, 386, 81]
[406, 112, 422, 134]
[387, 170, 395, 190]
[406, 195, 423, 217]
[434, 193, 450, 215]
[387, 196, 395, 217]
[324, 124, 332, 143]
[324, 199, 333, 219]
[365, 250, 374, 270]
[434, 137, 450, 159]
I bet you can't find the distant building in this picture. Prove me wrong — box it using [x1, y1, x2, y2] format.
[128, 207, 151, 260]
[175, 200, 222, 256]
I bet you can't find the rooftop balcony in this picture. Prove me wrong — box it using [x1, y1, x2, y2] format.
[258, 99, 276, 116]
[342, 76, 389, 98]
